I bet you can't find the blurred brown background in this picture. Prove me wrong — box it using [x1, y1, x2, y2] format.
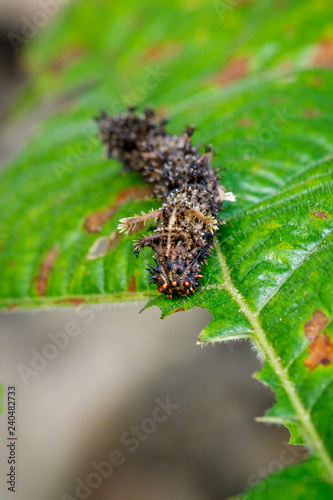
[0, 2, 303, 500]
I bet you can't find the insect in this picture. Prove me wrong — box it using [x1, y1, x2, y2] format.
[96, 107, 235, 298]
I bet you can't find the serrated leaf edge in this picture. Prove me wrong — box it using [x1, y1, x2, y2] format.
[214, 241, 333, 483]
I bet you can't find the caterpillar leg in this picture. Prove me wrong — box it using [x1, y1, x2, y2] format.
[133, 234, 160, 257]
[191, 209, 219, 234]
[118, 209, 162, 235]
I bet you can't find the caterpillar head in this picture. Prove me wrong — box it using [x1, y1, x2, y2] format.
[148, 257, 201, 298]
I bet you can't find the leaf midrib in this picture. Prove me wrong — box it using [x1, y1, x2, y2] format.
[214, 241, 333, 483]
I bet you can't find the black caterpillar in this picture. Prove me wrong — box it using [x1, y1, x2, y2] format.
[96, 107, 235, 299]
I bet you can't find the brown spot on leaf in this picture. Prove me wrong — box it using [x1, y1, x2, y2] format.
[108, 231, 122, 249]
[303, 108, 320, 118]
[312, 211, 329, 220]
[84, 207, 114, 234]
[215, 57, 248, 86]
[83, 186, 152, 233]
[304, 333, 333, 371]
[55, 298, 85, 307]
[36, 247, 59, 296]
[49, 46, 86, 72]
[128, 276, 137, 293]
[312, 39, 333, 68]
[304, 310, 333, 370]
[173, 307, 185, 313]
[142, 42, 181, 62]
[116, 186, 152, 205]
[304, 310, 328, 342]
[7, 304, 18, 311]
[238, 117, 253, 127]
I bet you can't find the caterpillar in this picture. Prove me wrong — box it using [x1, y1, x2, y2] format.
[96, 107, 235, 299]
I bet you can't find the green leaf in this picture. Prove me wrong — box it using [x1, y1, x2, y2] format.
[1, 0, 333, 495]
[240, 457, 333, 500]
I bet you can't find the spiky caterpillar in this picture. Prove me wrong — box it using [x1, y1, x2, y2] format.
[96, 107, 235, 299]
